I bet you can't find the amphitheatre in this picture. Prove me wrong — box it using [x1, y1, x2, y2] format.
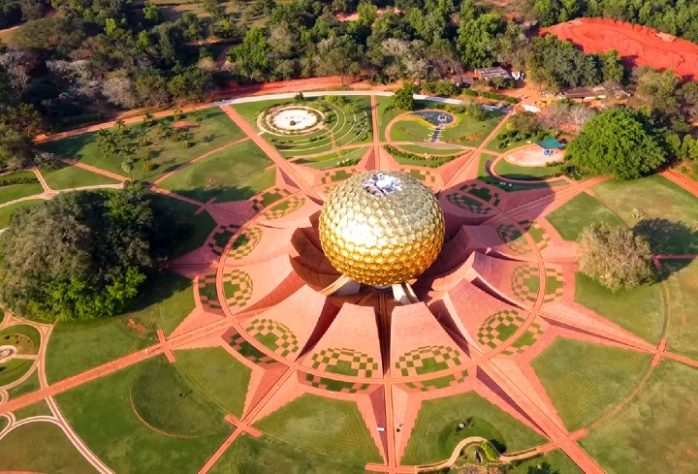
[0, 87, 697, 474]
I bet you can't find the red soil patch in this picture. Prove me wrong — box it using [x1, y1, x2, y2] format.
[127, 318, 147, 334]
[543, 18, 698, 81]
[172, 121, 197, 129]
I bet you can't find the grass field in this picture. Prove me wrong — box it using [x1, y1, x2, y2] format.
[296, 146, 368, 169]
[209, 434, 368, 474]
[440, 111, 504, 146]
[582, 360, 698, 473]
[494, 159, 563, 181]
[389, 116, 434, 142]
[0, 199, 45, 228]
[0, 171, 43, 205]
[0, 422, 97, 473]
[532, 338, 651, 431]
[56, 356, 229, 473]
[158, 140, 275, 202]
[592, 175, 698, 254]
[39, 162, 118, 190]
[546, 192, 626, 241]
[7, 371, 39, 398]
[401, 391, 546, 464]
[174, 348, 251, 417]
[46, 271, 194, 383]
[254, 394, 382, 465]
[40, 108, 244, 183]
[510, 450, 582, 473]
[662, 259, 698, 360]
[477, 154, 554, 192]
[150, 195, 216, 258]
[574, 272, 664, 343]
[13, 399, 52, 420]
[0, 324, 40, 353]
[131, 357, 229, 437]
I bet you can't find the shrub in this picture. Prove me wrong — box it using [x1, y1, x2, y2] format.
[578, 223, 656, 291]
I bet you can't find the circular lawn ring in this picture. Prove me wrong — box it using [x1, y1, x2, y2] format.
[0, 325, 40, 387]
[260, 105, 325, 136]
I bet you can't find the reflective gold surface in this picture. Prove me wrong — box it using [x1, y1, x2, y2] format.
[319, 171, 445, 286]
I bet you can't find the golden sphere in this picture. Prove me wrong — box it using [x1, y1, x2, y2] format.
[319, 171, 445, 286]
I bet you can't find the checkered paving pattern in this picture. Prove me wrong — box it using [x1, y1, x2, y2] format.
[395, 345, 462, 377]
[445, 193, 492, 215]
[229, 332, 276, 365]
[302, 374, 371, 393]
[321, 169, 353, 185]
[502, 323, 544, 355]
[511, 264, 564, 304]
[462, 183, 501, 206]
[223, 269, 253, 308]
[245, 318, 300, 358]
[197, 274, 223, 314]
[208, 224, 240, 256]
[496, 223, 529, 254]
[403, 369, 468, 392]
[251, 187, 290, 212]
[262, 196, 305, 219]
[227, 227, 263, 260]
[477, 309, 539, 351]
[402, 168, 437, 186]
[311, 348, 378, 378]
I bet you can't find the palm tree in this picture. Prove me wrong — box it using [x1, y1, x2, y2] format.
[121, 157, 135, 181]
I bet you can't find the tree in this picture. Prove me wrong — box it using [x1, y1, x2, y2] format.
[456, 1, 505, 69]
[601, 50, 624, 85]
[0, 186, 158, 321]
[578, 223, 656, 291]
[392, 83, 417, 111]
[121, 156, 135, 180]
[566, 108, 668, 180]
[230, 27, 272, 82]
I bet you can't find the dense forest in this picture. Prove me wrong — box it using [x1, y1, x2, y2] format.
[0, 0, 697, 172]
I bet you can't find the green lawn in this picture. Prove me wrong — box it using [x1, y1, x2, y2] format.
[532, 338, 651, 431]
[592, 175, 698, 254]
[0, 359, 33, 386]
[546, 192, 626, 241]
[0, 171, 43, 205]
[0, 199, 45, 228]
[297, 146, 368, 169]
[6, 370, 39, 398]
[13, 399, 52, 420]
[233, 98, 293, 130]
[477, 154, 554, 192]
[39, 162, 118, 190]
[582, 360, 698, 473]
[0, 422, 97, 473]
[131, 357, 229, 437]
[662, 259, 698, 360]
[440, 111, 504, 146]
[56, 356, 229, 473]
[395, 144, 466, 155]
[209, 434, 368, 474]
[510, 450, 582, 473]
[0, 324, 40, 353]
[46, 271, 194, 383]
[159, 140, 275, 202]
[574, 272, 664, 343]
[494, 159, 563, 181]
[150, 195, 216, 258]
[254, 393, 382, 465]
[40, 108, 244, 183]
[401, 391, 546, 464]
[389, 116, 434, 142]
[174, 348, 251, 417]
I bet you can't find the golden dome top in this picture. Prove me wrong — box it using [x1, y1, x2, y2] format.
[319, 171, 445, 286]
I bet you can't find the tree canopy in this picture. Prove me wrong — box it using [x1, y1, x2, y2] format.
[0, 185, 170, 321]
[566, 108, 668, 180]
[578, 223, 656, 292]
[392, 82, 417, 110]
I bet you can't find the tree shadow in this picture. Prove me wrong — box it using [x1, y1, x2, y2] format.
[633, 218, 698, 278]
